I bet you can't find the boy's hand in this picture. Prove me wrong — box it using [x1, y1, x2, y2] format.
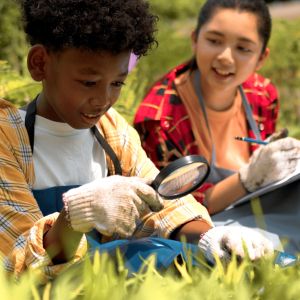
[63, 176, 164, 237]
[239, 137, 300, 192]
[198, 226, 274, 264]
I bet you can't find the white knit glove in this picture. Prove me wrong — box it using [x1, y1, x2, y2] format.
[63, 175, 164, 237]
[198, 226, 274, 264]
[239, 137, 300, 192]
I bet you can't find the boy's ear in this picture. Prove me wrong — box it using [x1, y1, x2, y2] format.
[27, 45, 49, 81]
[255, 47, 270, 71]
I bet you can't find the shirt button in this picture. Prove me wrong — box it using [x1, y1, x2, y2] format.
[163, 120, 170, 129]
[259, 123, 265, 131]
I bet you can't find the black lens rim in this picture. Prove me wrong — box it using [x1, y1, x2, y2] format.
[152, 155, 210, 200]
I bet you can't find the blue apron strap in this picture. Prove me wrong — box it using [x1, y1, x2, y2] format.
[91, 125, 122, 175]
[238, 86, 262, 140]
[193, 70, 218, 166]
[24, 96, 38, 153]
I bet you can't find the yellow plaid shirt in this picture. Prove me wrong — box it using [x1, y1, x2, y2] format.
[0, 99, 212, 280]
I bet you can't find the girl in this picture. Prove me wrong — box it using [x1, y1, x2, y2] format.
[134, 0, 300, 214]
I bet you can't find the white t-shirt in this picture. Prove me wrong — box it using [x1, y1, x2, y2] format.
[19, 110, 107, 190]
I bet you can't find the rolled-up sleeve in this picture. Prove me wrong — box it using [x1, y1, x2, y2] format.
[0, 100, 87, 280]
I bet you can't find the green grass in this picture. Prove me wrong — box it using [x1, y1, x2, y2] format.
[1, 250, 300, 300]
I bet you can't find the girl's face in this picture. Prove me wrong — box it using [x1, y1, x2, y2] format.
[35, 48, 130, 129]
[192, 8, 269, 93]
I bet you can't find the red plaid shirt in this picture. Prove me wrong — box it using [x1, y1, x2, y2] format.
[134, 63, 279, 203]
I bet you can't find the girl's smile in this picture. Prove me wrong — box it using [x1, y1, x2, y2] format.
[212, 67, 235, 82]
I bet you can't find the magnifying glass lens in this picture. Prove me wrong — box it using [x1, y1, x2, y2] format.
[157, 162, 208, 198]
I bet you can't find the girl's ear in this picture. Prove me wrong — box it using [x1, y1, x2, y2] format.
[255, 47, 270, 71]
[27, 45, 48, 81]
[191, 30, 198, 54]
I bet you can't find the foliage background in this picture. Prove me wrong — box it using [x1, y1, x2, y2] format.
[1, 0, 299, 138]
[0, 0, 299, 297]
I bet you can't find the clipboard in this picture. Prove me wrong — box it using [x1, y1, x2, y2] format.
[233, 167, 300, 208]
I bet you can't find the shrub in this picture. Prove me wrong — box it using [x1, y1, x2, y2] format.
[0, 60, 40, 106]
[261, 19, 300, 138]
[149, 0, 205, 20]
[1, 17, 299, 138]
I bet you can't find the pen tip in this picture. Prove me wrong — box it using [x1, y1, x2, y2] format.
[234, 136, 242, 141]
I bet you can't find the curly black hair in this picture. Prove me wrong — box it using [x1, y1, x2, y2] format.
[19, 0, 158, 56]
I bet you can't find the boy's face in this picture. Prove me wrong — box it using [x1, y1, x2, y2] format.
[37, 48, 130, 129]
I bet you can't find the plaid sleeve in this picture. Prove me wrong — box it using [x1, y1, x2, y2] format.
[11, 213, 87, 282]
[0, 100, 87, 279]
[243, 74, 279, 153]
[134, 78, 198, 169]
[136, 195, 213, 239]
[100, 108, 213, 238]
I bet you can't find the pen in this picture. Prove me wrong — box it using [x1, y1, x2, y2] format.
[234, 136, 268, 145]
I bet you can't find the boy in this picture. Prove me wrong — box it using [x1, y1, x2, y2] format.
[0, 0, 272, 280]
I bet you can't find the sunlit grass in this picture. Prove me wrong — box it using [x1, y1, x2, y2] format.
[1, 249, 300, 300]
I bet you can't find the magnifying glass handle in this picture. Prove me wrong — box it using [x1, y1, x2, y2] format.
[150, 181, 159, 191]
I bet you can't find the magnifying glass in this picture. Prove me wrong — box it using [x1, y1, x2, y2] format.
[151, 155, 210, 200]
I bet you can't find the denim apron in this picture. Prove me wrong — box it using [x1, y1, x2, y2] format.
[24, 97, 200, 273]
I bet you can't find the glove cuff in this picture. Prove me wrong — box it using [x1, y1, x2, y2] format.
[63, 190, 95, 232]
[198, 227, 219, 264]
[238, 165, 253, 193]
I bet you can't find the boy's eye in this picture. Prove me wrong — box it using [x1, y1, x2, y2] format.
[82, 81, 96, 87]
[112, 81, 125, 88]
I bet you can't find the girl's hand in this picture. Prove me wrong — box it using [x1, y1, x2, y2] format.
[239, 137, 300, 192]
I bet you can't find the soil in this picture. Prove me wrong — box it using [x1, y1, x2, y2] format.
[269, 1, 300, 20]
